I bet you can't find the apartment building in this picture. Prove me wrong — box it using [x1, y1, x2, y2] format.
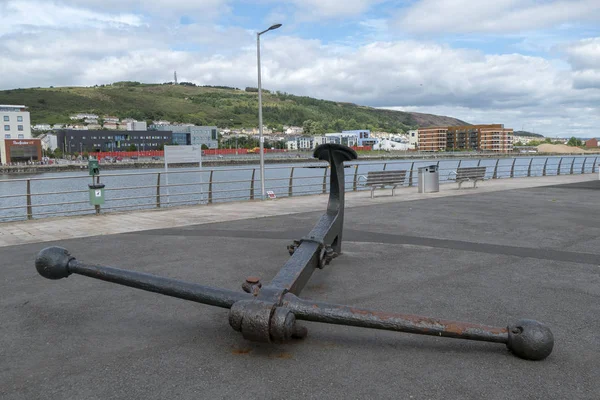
[417, 127, 448, 151]
[1, 105, 42, 164]
[418, 124, 513, 152]
[479, 125, 513, 152]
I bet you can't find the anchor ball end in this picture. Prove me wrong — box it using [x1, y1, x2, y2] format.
[506, 319, 554, 361]
[35, 247, 73, 280]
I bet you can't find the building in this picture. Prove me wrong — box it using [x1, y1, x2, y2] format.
[325, 133, 358, 147]
[40, 133, 58, 151]
[103, 122, 119, 130]
[585, 138, 599, 147]
[32, 124, 52, 131]
[103, 116, 119, 123]
[284, 126, 303, 135]
[373, 139, 410, 151]
[152, 125, 218, 149]
[408, 130, 418, 149]
[70, 113, 98, 120]
[286, 139, 298, 151]
[417, 124, 513, 152]
[55, 130, 173, 153]
[127, 121, 147, 131]
[477, 125, 513, 152]
[1, 105, 42, 164]
[341, 130, 378, 147]
[312, 136, 327, 148]
[417, 127, 448, 151]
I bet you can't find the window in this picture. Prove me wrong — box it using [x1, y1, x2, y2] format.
[3, 116, 8, 122]
[4, 125, 9, 131]
[17, 116, 23, 122]
[18, 134, 24, 139]
[18, 125, 23, 131]
[4, 134, 10, 138]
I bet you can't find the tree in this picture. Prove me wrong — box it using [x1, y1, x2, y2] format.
[302, 120, 325, 135]
[128, 144, 137, 151]
[567, 137, 583, 147]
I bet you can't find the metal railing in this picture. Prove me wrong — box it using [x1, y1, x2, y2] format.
[1, 155, 598, 222]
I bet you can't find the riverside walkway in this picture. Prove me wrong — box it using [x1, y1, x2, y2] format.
[2, 173, 599, 399]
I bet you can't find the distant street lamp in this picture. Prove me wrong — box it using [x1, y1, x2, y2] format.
[257, 23, 282, 199]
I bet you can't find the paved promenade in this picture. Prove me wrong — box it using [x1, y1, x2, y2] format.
[2, 174, 599, 399]
[0, 173, 597, 247]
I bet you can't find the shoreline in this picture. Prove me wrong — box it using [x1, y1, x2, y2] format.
[1, 151, 597, 175]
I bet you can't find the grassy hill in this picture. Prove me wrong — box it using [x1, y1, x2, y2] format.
[0, 82, 469, 132]
[513, 130, 544, 138]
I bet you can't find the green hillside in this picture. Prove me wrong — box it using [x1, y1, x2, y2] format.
[0, 82, 468, 132]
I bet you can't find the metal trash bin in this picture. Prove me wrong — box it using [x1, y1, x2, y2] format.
[418, 165, 440, 193]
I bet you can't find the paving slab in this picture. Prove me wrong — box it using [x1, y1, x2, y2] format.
[1, 179, 600, 399]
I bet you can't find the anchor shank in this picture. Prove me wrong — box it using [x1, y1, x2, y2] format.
[68, 260, 251, 308]
[271, 144, 357, 295]
[269, 241, 321, 295]
[284, 294, 508, 343]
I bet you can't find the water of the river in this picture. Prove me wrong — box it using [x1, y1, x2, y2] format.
[0, 155, 594, 221]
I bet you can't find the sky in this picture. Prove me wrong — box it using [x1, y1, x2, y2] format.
[1, 1, 599, 137]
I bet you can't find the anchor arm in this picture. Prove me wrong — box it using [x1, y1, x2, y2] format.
[282, 293, 554, 361]
[35, 247, 251, 309]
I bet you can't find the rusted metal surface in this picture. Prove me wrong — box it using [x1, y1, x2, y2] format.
[283, 294, 509, 343]
[34, 143, 554, 361]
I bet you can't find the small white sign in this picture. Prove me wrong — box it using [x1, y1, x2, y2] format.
[164, 145, 202, 164]
[95, 190, 102, 197]
[267, 190, 276, 199]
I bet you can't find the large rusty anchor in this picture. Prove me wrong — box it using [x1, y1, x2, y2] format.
[35, 144, 553, 360]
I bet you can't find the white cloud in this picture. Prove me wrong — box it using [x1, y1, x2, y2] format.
[0, 1, 143, 35]
[563, 37, 600, 89]
[397, 0, 600, 34]
[62, 0, 228, 15]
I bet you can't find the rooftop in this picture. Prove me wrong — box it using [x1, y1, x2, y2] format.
[0, 104, 27, 110]
[1, 174, 598, 398]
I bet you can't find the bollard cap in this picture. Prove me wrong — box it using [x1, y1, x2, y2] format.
[506, 319, 554, 361]
[35, 246, 74, 280]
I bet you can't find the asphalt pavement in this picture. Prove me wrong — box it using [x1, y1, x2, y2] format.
[1, 180, 599, 399]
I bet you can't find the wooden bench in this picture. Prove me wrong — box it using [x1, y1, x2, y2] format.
[452, 166, 487, 189]
[361, 170, 407, 198]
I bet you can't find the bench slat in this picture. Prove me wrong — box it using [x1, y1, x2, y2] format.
[365, 170, 406, 186]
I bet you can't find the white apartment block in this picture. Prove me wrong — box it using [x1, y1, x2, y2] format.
[286, 140, 298, 151]
[312, 136, 327, 148]
[1, 104, 33, 164]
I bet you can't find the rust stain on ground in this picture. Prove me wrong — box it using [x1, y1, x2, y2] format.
[231, 347, 253, 355]
[272, 352, 293, 360]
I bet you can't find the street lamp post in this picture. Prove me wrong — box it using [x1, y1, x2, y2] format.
[257, 23, 282, 199]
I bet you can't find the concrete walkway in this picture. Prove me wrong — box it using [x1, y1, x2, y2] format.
[1, 173, 596, 247]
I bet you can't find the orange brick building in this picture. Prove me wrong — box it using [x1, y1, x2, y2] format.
[418, 124, 513, 152]
[417, 127, 448, 151]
